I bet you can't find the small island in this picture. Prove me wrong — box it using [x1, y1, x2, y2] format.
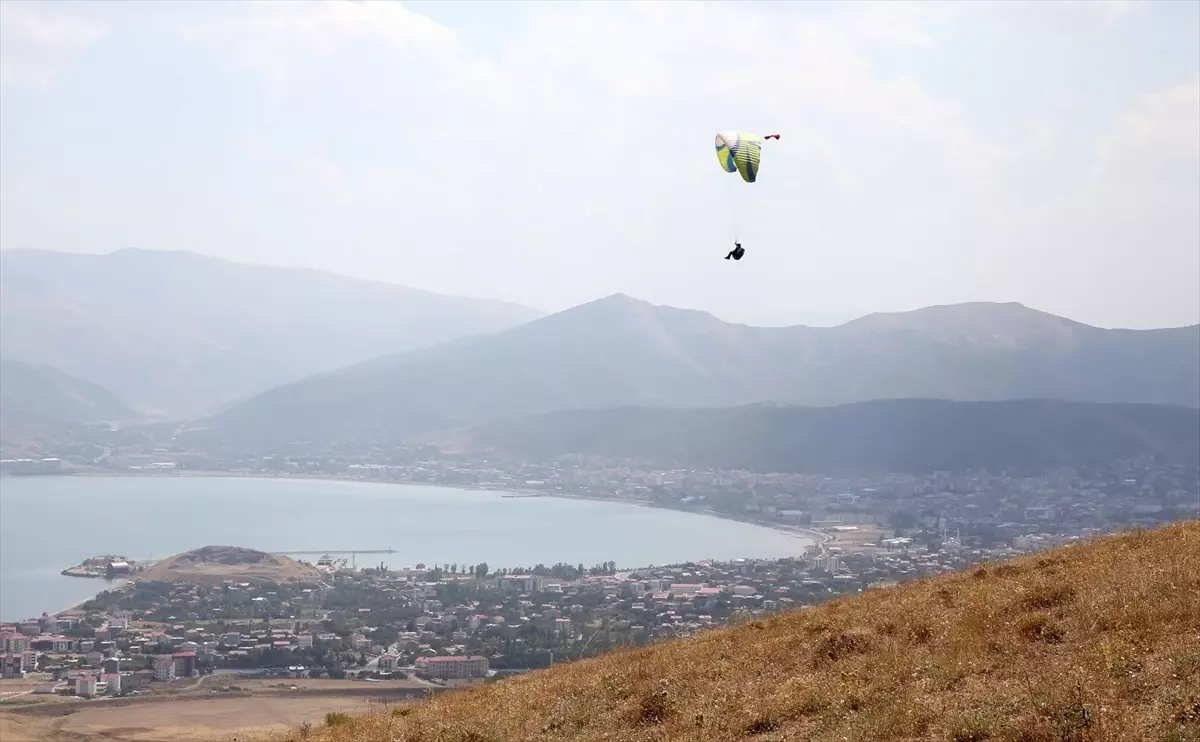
[61, 555, 139, 579]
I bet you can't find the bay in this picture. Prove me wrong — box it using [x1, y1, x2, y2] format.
[0, 475, 811, 621]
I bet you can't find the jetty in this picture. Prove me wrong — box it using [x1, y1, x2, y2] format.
[61, 555, 137, 579]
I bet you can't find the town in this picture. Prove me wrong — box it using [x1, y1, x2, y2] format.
[3, 435, 1197, 700]
[4, 460, 1196, 695]
[0, 537, 1036, 695]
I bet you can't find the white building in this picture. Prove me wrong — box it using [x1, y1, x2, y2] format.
[153, 657, 175, 682]
[102, 673, 121, 695]
[75, 675, 98, 698]
[377, 653, 398, 673]
[415, 655, 489, 680]
[0, 458, 64, 475]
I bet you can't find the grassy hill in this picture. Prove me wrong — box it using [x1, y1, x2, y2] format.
[203, 295, 1200, 450]
[446, 399, 1200, 474]
[137, 546, 319, 585]
[0, 248, 541, 417]
[275, 521, 1200, 742]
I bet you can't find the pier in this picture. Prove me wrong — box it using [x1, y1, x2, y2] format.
[272, 549, 396, 556]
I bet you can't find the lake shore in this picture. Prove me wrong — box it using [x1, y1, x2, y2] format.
[72, 469, 837, 546]
[23, 470, 843, 619]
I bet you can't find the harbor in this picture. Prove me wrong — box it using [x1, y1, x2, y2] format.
[60, 555, 140, 579]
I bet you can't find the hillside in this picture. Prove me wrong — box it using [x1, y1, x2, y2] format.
[444, 399, 1200, 474]
[279, 521, 1200, 742]
[0, 357, 140, 429]
[137, 546, 319, 585]
[0, 249, 541, 417]
[203, 295, 1200, 449]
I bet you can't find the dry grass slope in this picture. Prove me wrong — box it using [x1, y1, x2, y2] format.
[275, 522, 1200, 742]
[139, 545, 320, 585]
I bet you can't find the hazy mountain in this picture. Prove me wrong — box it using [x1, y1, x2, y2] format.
[0, 249, 542, 417]
[443, 399, 1200, 474]
[0, 357, 140, 429]
[203, 294, 1200, 448]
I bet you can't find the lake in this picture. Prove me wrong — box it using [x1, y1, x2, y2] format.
[0, 475, 811, 621]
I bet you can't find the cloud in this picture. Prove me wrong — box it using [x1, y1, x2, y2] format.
[0, 1, 109, 88]
[181, 0, 461, 93]
[1094, 78, 1200, 193]
[0, 0, 1195, 329]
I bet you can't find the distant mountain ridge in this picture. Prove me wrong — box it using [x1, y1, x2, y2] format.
[442, 399, 1200, 474]
[202, 294, 1200, 449]
[0, 248, 542, 417]
[0, 357, 140, 429]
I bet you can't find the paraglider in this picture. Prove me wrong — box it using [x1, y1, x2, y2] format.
[715, 132, 779, 261]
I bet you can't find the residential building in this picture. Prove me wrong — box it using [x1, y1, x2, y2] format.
[415, 655, 489, 680]
[0, 633, 28, 653]
[1, 653, 26, 678]
[173, 651, 197, 677]
[377, 653, 398, 673]
[76, 675, 98, 698]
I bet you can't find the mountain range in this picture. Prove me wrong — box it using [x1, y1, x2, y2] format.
[202, 293, 1200, 448]
[0, 357, 140, 430]
[441, 399, 1200, 474]
[0, 249, 541, 418]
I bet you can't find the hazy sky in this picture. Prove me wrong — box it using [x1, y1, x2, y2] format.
[1, 0, 1197, 329]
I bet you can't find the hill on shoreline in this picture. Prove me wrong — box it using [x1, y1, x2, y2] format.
[280, 521, 1200, 742]
[137, 546, 319, 585]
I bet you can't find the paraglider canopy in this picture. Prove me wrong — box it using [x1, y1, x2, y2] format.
[714, 131, 779, 184]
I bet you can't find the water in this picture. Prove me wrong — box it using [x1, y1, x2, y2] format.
[0, 475, 811, 621]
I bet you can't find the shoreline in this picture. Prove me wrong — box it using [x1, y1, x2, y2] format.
[71, 469, 835, 544]
[28, 470, 844, 619]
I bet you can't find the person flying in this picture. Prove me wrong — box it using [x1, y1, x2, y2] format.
[714, 132, 778, 264]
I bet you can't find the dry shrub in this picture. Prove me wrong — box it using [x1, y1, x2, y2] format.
[1020, 583, 1077, 611]
[633, 680, 673, 726]
[745, 715, 780, 735]
[811, 629, 873, 665]
[323, 712, 350, 727]
[1018, 613, 1065, 644]
[908, 621, 935, 645]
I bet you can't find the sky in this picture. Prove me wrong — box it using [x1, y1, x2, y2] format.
[1, 0, 1197, 329]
